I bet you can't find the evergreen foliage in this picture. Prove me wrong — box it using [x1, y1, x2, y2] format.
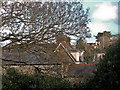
[84, 39, 120, 89]
[2, 68, 71, 89]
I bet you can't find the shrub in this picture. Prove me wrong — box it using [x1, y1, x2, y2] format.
[84, 39, 120, 89]
[2, 68, 71, 89]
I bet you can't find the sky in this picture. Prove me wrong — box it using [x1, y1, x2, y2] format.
[81, 0, 120, 43]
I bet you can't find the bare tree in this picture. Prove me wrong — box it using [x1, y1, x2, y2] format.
[1, 2, 91, 47]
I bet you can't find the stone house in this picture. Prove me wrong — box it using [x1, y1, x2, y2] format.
[2, 42, 95, 83]
[54, 41, 85, 64]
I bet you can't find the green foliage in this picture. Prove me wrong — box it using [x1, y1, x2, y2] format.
[84, 39, 120, 89]
[76, 38, 85, 50]
[84, 51, 94, 63]
[84, 45, 95, 63]
[2, 68, 71, 89]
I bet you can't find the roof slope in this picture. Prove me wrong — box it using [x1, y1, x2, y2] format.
[2, 43, 76, 65]
[54, 42, 81, 64]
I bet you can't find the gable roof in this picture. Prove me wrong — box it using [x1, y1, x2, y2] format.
[54, 42, 80, 64]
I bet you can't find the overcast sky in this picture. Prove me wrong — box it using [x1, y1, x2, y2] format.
[81, 0, 119, 43]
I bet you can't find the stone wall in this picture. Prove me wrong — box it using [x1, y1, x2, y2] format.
[2, 64, 96, 84]
[2, 64, 62, 77]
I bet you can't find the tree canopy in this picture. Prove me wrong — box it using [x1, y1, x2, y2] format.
[1, 2, 91, 47]
[76, 38, 85, 50]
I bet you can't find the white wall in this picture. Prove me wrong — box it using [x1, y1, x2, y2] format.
[76, 52, 79, 62]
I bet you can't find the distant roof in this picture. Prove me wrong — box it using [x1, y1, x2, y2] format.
[112, 34, 120, 37]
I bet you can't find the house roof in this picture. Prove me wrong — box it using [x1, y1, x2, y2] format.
[2, 44, 57, 65]
[112, 34, 120, 37]
[54, 42, 80, 64]
[2, 47, 52, 65]
[2, 43, 76, 65]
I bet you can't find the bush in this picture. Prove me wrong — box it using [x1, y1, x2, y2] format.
[84, 39, 120, 89]
[2, 68, 71, 89]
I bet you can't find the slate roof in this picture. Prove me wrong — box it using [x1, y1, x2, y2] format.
[2, 43, 75, 65]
